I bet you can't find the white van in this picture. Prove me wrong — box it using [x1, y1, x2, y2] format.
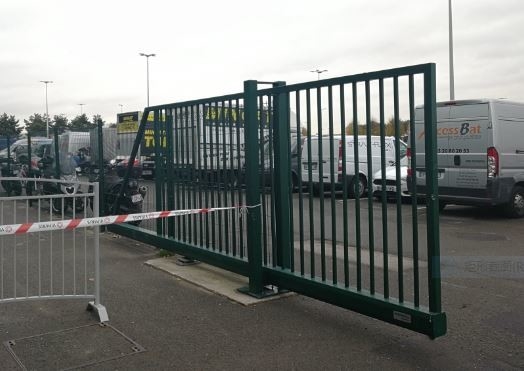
[409, 99, 524, 217]
[301, 135, 406, 197]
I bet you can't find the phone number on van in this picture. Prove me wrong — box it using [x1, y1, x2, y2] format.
[437, 148, 470, 153]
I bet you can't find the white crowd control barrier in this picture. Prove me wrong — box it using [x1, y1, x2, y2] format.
[0, 176, 259, 323]
[0, 178, 108, 322]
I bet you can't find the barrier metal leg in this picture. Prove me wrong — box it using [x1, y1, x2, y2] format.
[89, 182, 109, 322]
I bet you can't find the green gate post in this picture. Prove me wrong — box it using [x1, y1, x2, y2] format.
[97, 121, 106, 217]
[272, 81, 292, 269]
[241, 80, 265, 296]
[6, 136, 11, 194]
[26, 133, 32, 168]
[153, 110, 165, 235]
[53, 127, 60, 179]
[26, 134, 32, 201]
[165, 109, 175, 238]
[424, 63, 443, 318]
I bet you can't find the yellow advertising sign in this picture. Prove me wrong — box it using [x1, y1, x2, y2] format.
[117, 121, 139, 134]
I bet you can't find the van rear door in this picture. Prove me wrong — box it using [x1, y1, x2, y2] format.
[302, 137, 338, 185]
[414, 105, 451, 191]
[445, 102, 490, 195]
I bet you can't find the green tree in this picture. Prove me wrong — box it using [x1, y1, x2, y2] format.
[92, 114, 105, 127]
[24, 113, 49, 137]
[300, 126, 308, 136]
[0, 113, 22, 138]
[384, 117, 410, 137]
[69, 114, 96, 131]
[345, 120, 380, 135]
[345, 118, 409, 137]
[51, 114, 69, 134]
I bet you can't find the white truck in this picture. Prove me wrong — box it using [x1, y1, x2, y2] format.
[408, 99, 524, 217]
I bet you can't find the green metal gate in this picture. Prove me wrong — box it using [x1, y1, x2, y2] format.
[109, 63, 446, 338]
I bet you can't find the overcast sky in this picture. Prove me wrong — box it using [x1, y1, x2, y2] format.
[1, 0, 523, 126]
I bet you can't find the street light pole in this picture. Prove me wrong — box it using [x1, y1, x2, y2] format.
[139, 52, 156, 106]
[310, 69, 328, 80]
[78, 103, 86, 115]
[118, 104, 123, 113]
[449, 0, 455, 100]
[40, 80, 53, 138]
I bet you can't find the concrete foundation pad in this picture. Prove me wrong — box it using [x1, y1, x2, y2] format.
[145, 256, 294, 306]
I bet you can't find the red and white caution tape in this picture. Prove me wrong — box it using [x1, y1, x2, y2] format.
[0, 205, 259, 236]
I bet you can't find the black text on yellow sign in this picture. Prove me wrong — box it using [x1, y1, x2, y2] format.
[141, 125, 167, 155]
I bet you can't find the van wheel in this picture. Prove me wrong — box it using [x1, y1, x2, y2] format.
[349, 176, 366, 198]
[312, 184, 320, 196]
[291, 173, 298, 192]
[439, 201, 447, 212]
[505, 186, 524, 218]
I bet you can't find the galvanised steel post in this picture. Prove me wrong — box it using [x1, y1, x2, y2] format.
[424, 63, 442, 314]
[272, 81, 292, 269]
[97, 121, 105, 216]
[244, 80, 264, 294]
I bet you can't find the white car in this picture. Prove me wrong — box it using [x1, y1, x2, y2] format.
[372, 156, 410, 199]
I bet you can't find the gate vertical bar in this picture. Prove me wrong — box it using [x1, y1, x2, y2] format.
[154, 110, 164, 235]
[53, 127, 60, 179]
[243, 80, 264, 295]
[166, 109, 175, 237]
[424, 64, 442, 313]
[273, 81, 292, 270]
[27, 134, 32, 168]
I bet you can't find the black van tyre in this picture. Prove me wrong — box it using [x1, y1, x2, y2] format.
[52, 198, 64, 214]
[349, 175, 366, 198]
[312, 184, 321, 197]
[439, 201, 447, 212]
[74, 193, 85, 212]
[291, 172, 299, 192]
[505, 186, 524, 218]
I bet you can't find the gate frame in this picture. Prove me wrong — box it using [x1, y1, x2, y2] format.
[107, 63, 445, 338]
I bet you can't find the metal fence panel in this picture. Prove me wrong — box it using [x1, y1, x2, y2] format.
[0, 177, 107, 322]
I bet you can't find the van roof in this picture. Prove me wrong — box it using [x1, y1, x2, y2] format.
[12, 137, 52, 145]
[416, 99, 524, 109]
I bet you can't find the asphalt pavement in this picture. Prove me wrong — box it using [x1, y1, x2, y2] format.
[1, 204, 524, 370]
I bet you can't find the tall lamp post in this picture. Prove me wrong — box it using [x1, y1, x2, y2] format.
[78, 103, 86, 115]
[139, 52, 156, 106]
[310, 69, 328, 80]
[118, 104, 123, 113]
[449, 0, 455, 100]
[40, 80, 53, 137]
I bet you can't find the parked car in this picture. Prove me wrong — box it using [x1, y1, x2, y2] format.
[372, 156, 409, 200]
[112, 156, 142, 178]
[141, 154, 163, 180]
